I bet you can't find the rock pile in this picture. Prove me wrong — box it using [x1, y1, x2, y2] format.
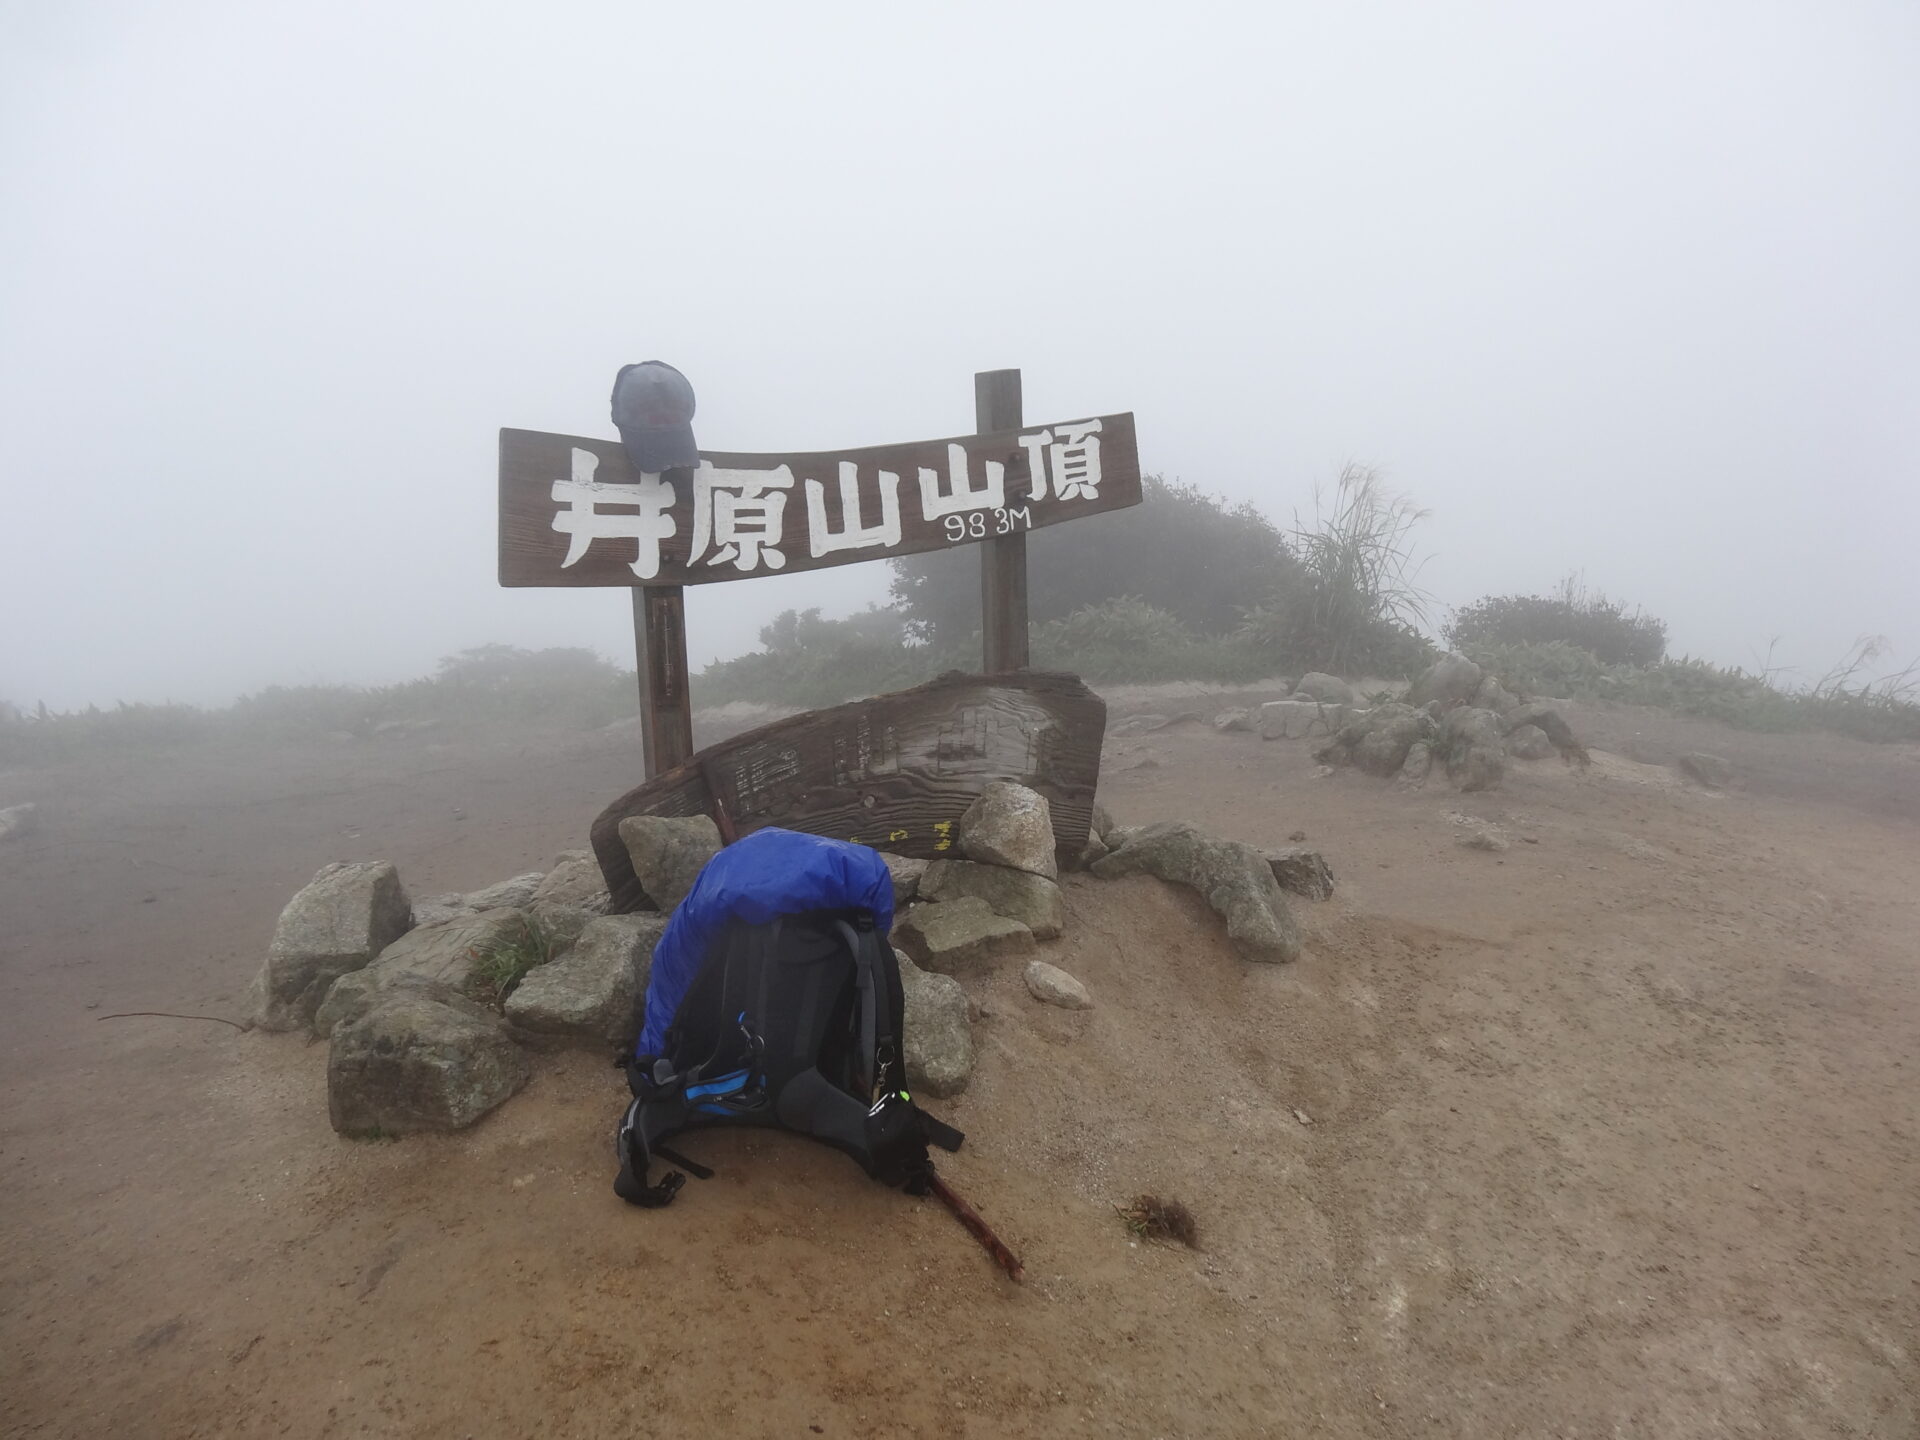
[896, 958, 972, 1098]
[311, 909, 528, 1038]
[1090, 821, 1302, 962]
[894, 896, 1036, 972]
[1294, 672, 1359, 706]
[505, 914, 665, 1046]
[328, 990, 531, 1137]
[617, 814, 722, 909]
[920, 859, 1064, 939]
[888, 782, 1061, 982]
[250, 861, 412, 1033]
[885, 785, 1316, 1084]
[1243, 652, 1590, 793]
[1250, 672, 1362, 741]
[1441, 706, 1508, 792]
[252, 842, 650, 1139]
[1258, 699, 1349, 741]
[256, 782, 1321, 1140]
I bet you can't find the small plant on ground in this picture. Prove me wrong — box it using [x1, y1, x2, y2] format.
[1116, 1194, 1200, 1248]
[467, 914, 563, 1008]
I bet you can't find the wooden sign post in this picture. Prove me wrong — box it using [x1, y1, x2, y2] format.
[499, 370, 1140, 777]
[975, 369, 1028, 674]
[631, 580, 693, 777]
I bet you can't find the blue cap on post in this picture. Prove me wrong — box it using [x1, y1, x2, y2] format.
[611, 361, 700, 473]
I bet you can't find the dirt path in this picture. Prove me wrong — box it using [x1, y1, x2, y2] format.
[2, 713, 1916, 1438]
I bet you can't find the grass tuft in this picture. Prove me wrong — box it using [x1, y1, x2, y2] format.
[1116, 1194, 1201, 1248]
[1468, 639, 1920, 745]
[467, 914, 564, 1009]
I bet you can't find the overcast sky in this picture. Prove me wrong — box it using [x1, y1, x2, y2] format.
[4, 0, 1915, 710]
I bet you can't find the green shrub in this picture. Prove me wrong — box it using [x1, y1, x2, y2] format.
[1039, 596, 1192, 652]
[0, 700, 214, 765]
[694, 597, 1291, 702]
[1237, 602, 1438, 679]
[696, 599, 1281, 702]
[1031, 599, 1272, 684]
[1772, 640, 1920, 743]
[1601, 657, 1802, 730]
[220, 649, 635, 739]
[889, 474, 1299, 644]
[1231, 464, 1438, 678]
[888, 462, 1438, 679]
[1, 646, 636, 766]
[226, 684, 385, 738]
[1461, 640, 1612, 699]
[696, 607, 957, 708]
[415, 645, 633, 728]
[1792, 687, 1920, 744]
[1465, 639, 1920, 744]
[1448, 577, 1667, 666]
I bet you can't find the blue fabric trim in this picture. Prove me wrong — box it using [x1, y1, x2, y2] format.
[684, 1069, 750, 1100]
[638, 828, 895, 1055]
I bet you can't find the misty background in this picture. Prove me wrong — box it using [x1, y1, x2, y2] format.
[3, 0, 1915, 712]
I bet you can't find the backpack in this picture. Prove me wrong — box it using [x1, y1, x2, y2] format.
[613, 829, 963, 1207]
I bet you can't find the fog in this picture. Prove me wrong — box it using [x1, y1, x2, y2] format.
[3, 0, 1915, 711]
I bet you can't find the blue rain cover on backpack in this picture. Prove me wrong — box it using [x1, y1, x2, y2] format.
[637, 828, 895, 1056]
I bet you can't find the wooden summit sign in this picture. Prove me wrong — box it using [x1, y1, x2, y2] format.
[498, 411, 1140, 587]
[590, 669, 1104, 913]
[499, 367, 1136, 787]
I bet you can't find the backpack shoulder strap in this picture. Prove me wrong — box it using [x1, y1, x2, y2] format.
[840, 915, 967, 1165]
[613, 1094, 687, 1207]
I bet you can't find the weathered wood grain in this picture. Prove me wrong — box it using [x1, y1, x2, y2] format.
[976, 369, 1030, 673]
[590, 670, 1106, 913]
[633, 583, 693, 778]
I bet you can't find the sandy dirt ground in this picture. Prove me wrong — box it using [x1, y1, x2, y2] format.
[2, 696, 1917, 1439]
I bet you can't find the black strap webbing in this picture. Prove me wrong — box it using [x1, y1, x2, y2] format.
[652, 1143, 714, 1180]
[920, 1113, 965, 1153]
[613, 1144, 686, 1208]
[613, 1097, 688, 1207]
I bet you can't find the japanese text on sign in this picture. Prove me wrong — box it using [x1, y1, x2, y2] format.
[498, 412, 1140, 588]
